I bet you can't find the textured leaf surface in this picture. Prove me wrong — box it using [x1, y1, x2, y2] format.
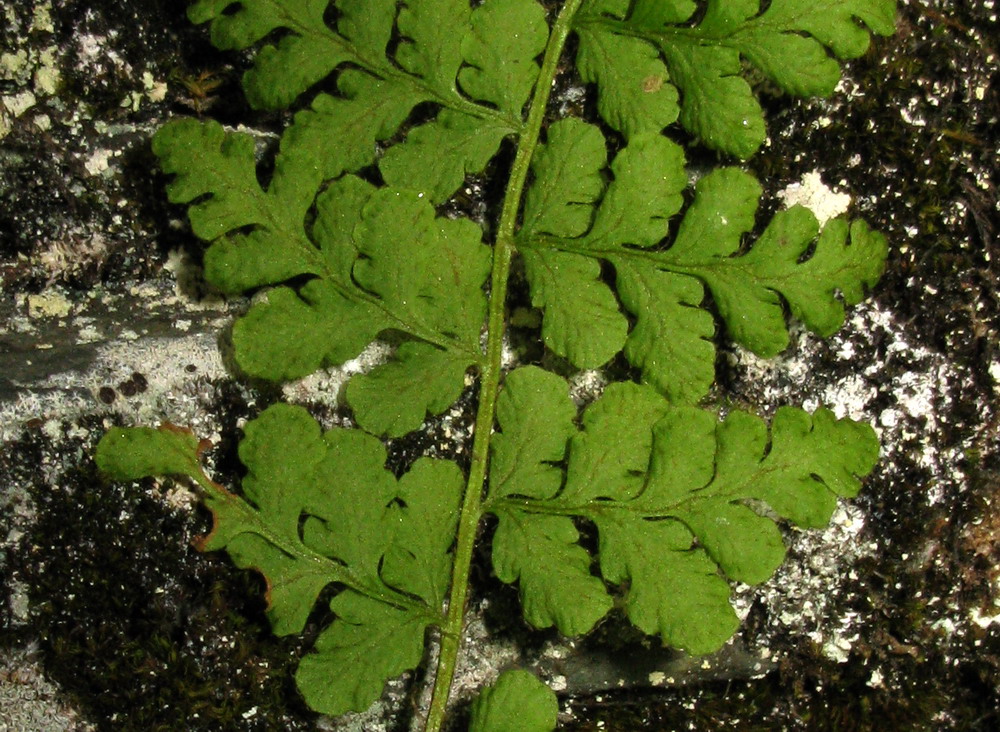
[188, 0, 341, 108]
[346, 341, 476, 437]
[580, 133, 686, 249]
[596, 513, 738, 654]
[560, 381, 669, 503]
[156, 0, 549, 426]
[520, 148, 887, 397]
[519, 132, 697, 389]
[382, 459, 463, 606]
[377, 0, 534, 201]
[487, 369, 879, 652]
[615, 263, 716, 404]
[518, 132, 699, 397]
[153, 120, 308, 258]
[522, 248, 628, 369]
[661, 42, 764, 159]
[95, 424, 203, 482]
[469, 670, 558, 732]
[521, 119, 607, 240]
[296, 592, 431, 716]
[396, 0, 469, 88]
[576, 0, 897, 157]
[224, 405, 460, 709]
[575, 25, 679, 139]
[157, 138, 491, 432]
[459, 0, 550, 117]
[492, 508, 613, 636]
[380, 110, 512, 204]
[277, 72, 424, 189]
[490, 367, 577, 501]
[660, 169, 889, 357]
[100, 404, 461, 715]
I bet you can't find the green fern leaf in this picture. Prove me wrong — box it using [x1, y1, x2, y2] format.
[379, 110, 514, 204]
[658, 168, 889, 357]
[519, 141, 887, 398]
[95, 423, 204, 482]
[156, 137, 491, 433]
[574, 24, 679, 139]
[521, 248, 628, 369]
[96, 403, 462, 716]
[106, 1, 899, 727]
[576, 0, 897, 157]
[188, 0, 358, 110]
[459, 0, 550, 117]
[469, 670, 558, 732]
[492, 508, 614, 636]
[521, 119, 608, 239]
[485, 367, 880, 652]
[296, 591, 432, 716]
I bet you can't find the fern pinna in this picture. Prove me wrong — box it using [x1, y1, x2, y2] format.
[96, 0, 896, 728]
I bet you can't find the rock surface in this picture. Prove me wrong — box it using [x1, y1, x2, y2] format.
[2, 1, 998, 730]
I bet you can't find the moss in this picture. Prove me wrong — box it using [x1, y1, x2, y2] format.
[2, 404, 325, 730]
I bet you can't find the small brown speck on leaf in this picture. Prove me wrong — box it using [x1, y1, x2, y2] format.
[642, 75, 663, 93]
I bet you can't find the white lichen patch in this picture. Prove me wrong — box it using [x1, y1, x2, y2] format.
[142, 70, 168, 102]
[1, 327, 225, 443]
[281, 340, 393, 416]
[0, 649, 94, 732]
[83, 148, 114, 176]
[969, 606, 1000, 629]
[0, 284, 234, 443]
[0, 4, 60, 142]
[735, 301, 968, 497]
[735, 501, 876, 661]
[0, 48, 30, 79]
[852, 306, 971, 504]
[989, 360, 1000, 385]
[76, 32, 129, 74]
[32, 231, 111, 283]
[777, 170, 852, 226]
[401, 603, 523, 731]
[2, 89, 36, 118]
[32, 46, 60, 96]
[448, 606, 522, 701]
[31, 2, 54, 33]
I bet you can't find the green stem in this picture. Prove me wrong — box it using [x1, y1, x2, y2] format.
[423, 1, 586, 729]
[521, 233, 781, 288]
